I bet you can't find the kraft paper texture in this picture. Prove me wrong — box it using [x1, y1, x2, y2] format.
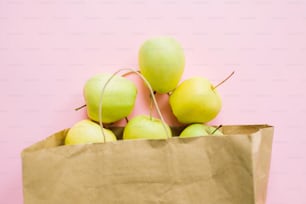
[22, 124, 273, 204]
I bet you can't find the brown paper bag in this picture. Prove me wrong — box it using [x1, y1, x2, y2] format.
[21, 124, 273, 204]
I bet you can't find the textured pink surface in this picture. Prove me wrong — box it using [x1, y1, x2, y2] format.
[1, 1, 306, 203]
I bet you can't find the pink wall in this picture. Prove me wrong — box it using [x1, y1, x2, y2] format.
[1, 1, 306, 203]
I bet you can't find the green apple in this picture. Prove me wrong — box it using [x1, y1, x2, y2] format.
[179, 124, 223, 138]
[169, 77, 222, 123]
[123, 115, 172, 140]
[65, 120, 117, 145]
[139, 36, 185, 93]
[84, 73, 137, 123]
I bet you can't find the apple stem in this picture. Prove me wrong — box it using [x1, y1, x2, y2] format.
[74, 104, 86, 111]
[125, 117, 129, 123]
[211, 125, 223, 134]
[213, 71, 235, 90]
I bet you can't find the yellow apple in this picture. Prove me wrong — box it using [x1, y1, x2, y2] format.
[179, 124, 223, 138]
[169, 77, 222, 123]
[65, 120, 117, 145]
[84, 73, 137, 123]
[123, 115, 172, 140]
[139, 36, 185, 93]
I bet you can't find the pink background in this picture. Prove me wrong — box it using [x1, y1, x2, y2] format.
[1, 0, 306, 203]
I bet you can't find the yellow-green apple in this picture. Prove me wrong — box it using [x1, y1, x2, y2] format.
[123, 115, 172, 140]
[169, 77, 222, 123]
[84, 73, 137, 123]
[179, 124, 223, 138]
[138, 36, 185, 93]
[65, 120, 117, 145]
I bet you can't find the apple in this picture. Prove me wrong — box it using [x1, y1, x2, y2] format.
[123, 115, 172, 140]
[83, 73, 137, 123]
[169, 77, 222, 123]
[179, 124, 223, 138]
[139, 36, 185, 93]
[65, 120, 117, 145]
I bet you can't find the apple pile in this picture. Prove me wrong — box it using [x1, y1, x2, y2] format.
[65, 36, 233, 145]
